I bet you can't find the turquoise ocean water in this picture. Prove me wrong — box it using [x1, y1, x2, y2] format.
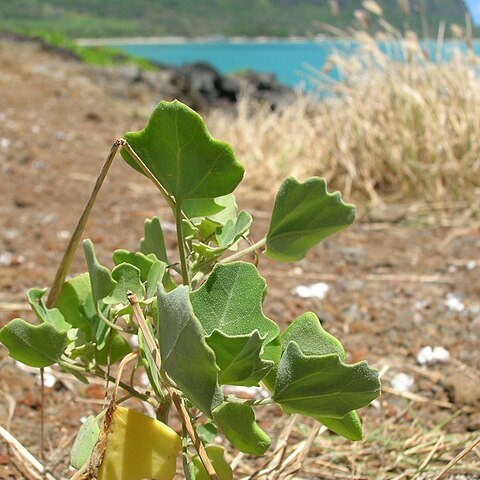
[113, 40, 480, 90]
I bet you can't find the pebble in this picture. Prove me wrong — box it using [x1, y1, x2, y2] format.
[417, 346, 450, 366]
[445, 373, 480, 405]
[292, 282, 329, 299]
[445, 293, 465, 312]
[391, 372, 415, 393]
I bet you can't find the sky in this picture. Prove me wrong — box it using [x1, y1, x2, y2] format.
[466, 0, 480, 24]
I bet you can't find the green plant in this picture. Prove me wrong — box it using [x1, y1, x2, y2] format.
[0, 100, 380, 479]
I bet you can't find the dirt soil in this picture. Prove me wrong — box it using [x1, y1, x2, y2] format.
[0, 39, 479, 480]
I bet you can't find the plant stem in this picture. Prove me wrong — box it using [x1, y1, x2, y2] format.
[170, 391, 219, 480]
[58, 358, 148, 401]
[121, 140, 176, 211]
[175, 201, 190, 286]
[122, 140, 200, 235]
[225, 395, 275, 406]
[219, 237, 267, 264]
[46, 140, 123, 308]
[127, 293, 217, 479]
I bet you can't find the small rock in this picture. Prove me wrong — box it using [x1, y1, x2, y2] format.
[391, 373, 415, 393]
[445, 373, 480, 405]
[292, 282, 329, 299]
[468, 412, 480, 431]
[417, 346, 450, 366]
[340, 247, 364, 265]
[445, 293, 465, 312]
[341, 279, 365, 292]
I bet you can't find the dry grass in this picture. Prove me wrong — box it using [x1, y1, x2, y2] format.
[208, 33, 480, 215]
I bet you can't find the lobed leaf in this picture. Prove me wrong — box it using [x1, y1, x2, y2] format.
[140, 217, 168, 263]
[83, 239, 116, 303]
[0, 318, 68, 368]
[157, 285, 223, 416]
[192, 210, 252, 258]
[112, 250, 157, 282]
[317, 411, 363, 441]
[206, 330, 274, 386]
[56, 273, 96, 333]
[190, 262, 279, 344]
[212, 403, 271, 455]
[273, 342, 380, 419]
[281, 312, 345, 359]
[27, 288, 71, 332]
[121, 100, 244, 200]
[265, 177, 356, 262]
[103, 263, 144, 305]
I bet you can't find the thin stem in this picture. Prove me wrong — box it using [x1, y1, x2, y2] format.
[58, 358, 148, 401]
[219, 237, 267, 264]
[113, 352, 139, 402]
[127, 293, 217, 480]
[171, 391, 218, 480]
[40, 368, 45, 467]
[176, 201, 190, 286]
[122, 140, 199, 233]
[225, 395, 275, 406]
[121, 140, 176, 211]
[46, 140, 124, 308]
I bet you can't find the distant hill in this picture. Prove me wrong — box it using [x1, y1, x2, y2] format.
[0, 0, 470, 38]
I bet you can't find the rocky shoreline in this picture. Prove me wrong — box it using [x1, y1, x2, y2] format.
[2, 31, 297, 111]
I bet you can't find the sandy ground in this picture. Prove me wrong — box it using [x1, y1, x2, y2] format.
[0, 39, 479, 479]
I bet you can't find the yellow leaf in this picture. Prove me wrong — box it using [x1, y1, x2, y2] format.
[98, 406, 181, 480]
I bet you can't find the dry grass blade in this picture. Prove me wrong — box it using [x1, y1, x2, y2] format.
[277, 422, 325, 480]
[208, 33, 480, 216]
[245, 415, 298, 480]
[0, 425, 57, 480]
[433, 435, 480, 480]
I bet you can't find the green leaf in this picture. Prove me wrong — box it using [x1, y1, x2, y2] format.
[56, 273, 96, 333]
[94, 330, 132, 365]
[197, 422, 217, 444]
[27, 288, 71, 332]
[140, 217, 168, 263]
[206, 331, 274, 386]
[0, 318, 67, 367]
[190, 262, 279, 344]
[189, 446, 233, 480]
[83, 239, 116, 303]
[213, 403, 271, 455]
[317, 411, 363, 441]
[103, 263, 144, 305]
[192, 210, 253, 258]
[157, 285, 222, 416]
[265, 177, 356, 262]
[138, 328, 165, 400]
[70, 416, 100, 469]
[281, 312, 345, 359]
[112, 250, 157, 282]
[121, 100, 244, 200]
[216, 210, 252, 248]
[146, 260, 167, 298]
[264, 311, 347, 400]
[183, 198, 226, 218]
[273, 342, 380, 419]
[184, 194, 238, 242]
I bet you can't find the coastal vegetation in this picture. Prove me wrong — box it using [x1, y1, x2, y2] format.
[0, 0, 470, 38]
[208, 32, 480, 215]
